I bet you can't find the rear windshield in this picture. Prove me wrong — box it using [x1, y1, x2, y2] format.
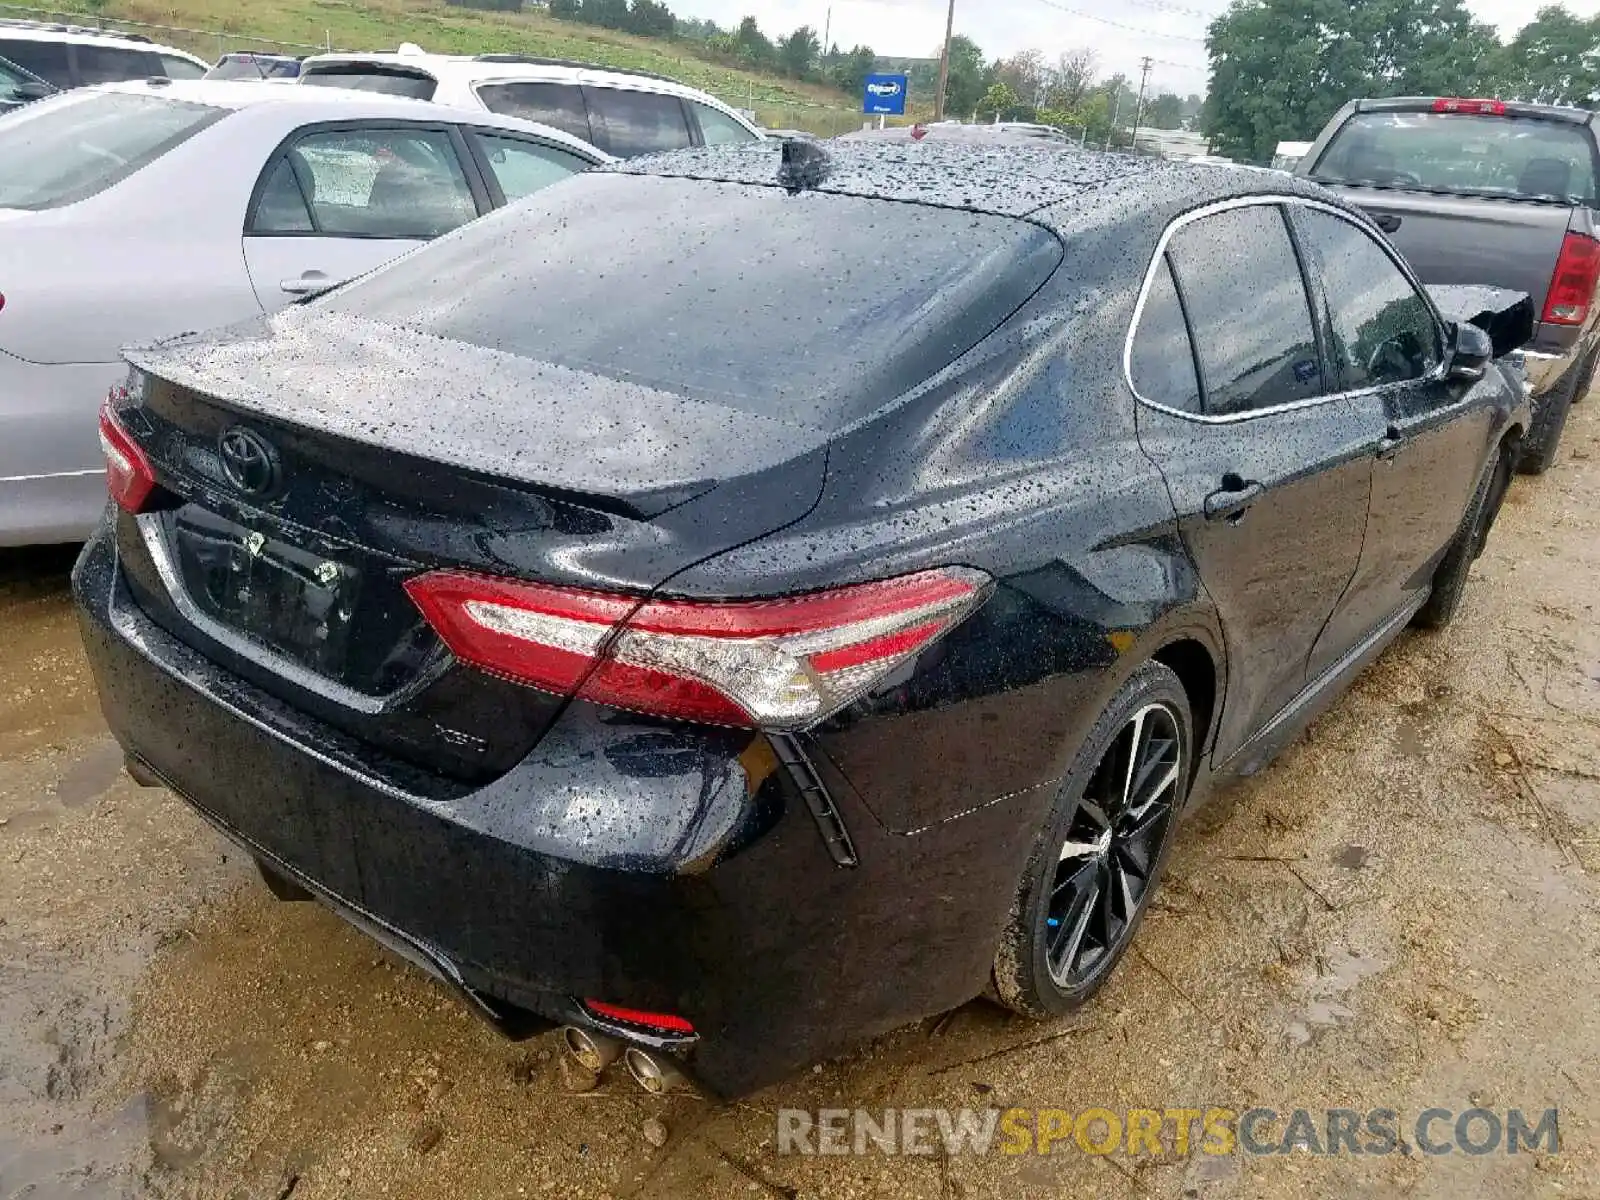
[0, 91, 224, 210]
[300, 65, 437, 100]
[206, 54, 300, 80]
[326, 173, 1062, 425]
[1311, 111, 1597, 204]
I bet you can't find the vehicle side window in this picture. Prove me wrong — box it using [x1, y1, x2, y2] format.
[1130, 256, 1200, 413]
[1167, 205, 1323, 417]
[158, 53, 206, 80]
[583, 87, 691, 157]
[1292, 208, 1442, 390]
[75, 44, 162, 85]
[688, 100, 758, 145]
[0, 39, 70, 86]
[470, 132, 592, 202]
[476, 82, 591, 144]
[247, 128, 478, 239]
[249, 157, 314, 233]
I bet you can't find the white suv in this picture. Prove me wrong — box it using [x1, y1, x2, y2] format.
[297, 45, 764, 158]
[0, 20, 208, 88]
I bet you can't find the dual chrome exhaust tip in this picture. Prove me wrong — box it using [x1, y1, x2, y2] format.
[561, 1026, 692, 1094]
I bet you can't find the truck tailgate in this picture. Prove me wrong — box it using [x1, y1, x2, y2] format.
[1324, 186, 1569, 318]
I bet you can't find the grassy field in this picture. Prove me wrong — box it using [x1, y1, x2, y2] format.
[5, 0, 882, 132]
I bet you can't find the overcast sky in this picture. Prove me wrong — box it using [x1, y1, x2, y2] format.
[669, 0, 1600, 97]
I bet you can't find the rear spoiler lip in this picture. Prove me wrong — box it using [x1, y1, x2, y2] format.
[1353, 96, 1594, 125]
[1426, 284, 1535, 361]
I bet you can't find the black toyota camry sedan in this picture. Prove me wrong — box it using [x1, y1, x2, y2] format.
[75, 141, 1529, 1096]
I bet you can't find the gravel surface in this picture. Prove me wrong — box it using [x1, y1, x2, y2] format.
[2, 402, 1597, 1200]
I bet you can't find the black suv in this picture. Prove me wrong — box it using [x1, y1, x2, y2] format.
[77, 142, 1528, 1097]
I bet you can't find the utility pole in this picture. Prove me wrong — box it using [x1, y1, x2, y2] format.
[822, 6, 831, 57]
[1130, 56, 1153, 154]
[933, 0, 956, 123]
[1104, 86, 1122, 150]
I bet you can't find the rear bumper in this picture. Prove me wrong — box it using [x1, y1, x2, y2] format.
[73, 523, 1045, 1095]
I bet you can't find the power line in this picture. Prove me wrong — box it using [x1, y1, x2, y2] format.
[1024, 0, 1207, 43]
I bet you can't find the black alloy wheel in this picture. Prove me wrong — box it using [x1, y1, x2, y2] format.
[994, 660, 1193, 1017]
[1043, 702, 1182, 990]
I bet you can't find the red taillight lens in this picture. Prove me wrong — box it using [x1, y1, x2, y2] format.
[404, 566, 989, 729]
[1433, 97, 1506, 115]
[1542, 232, 1600, 326]
[97, 400, 157, 513]
[584, 1001, 695, 1035]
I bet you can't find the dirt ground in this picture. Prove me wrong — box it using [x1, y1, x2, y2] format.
[3, 403, 1598, 1200]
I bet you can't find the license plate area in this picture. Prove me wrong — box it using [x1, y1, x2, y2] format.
[171, 508, 362, 681]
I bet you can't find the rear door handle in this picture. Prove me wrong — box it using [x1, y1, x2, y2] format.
[280, 271, 341, 297]
[1203, 476, 1264, 523]
[1375, 425, 1405, 460]
[1373, 214, 1402, 234]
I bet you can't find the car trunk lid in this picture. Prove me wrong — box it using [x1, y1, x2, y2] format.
[117, 310, 831, 780]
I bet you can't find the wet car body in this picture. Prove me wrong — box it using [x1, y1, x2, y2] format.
[74, 143, 1529, 1095]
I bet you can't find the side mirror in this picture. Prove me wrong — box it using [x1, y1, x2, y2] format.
[15, 81, 53, 101]
[1446, 320, 1493, 384]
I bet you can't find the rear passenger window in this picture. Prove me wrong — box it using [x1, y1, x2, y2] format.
[158, 53, 206, 80]
[1130, 257, 1200, 413]
[1, 39, 71, 86]
[471, 132, 592, 202]
[1167, 205, 1323, 417]
[689, 101, 758, 145]
[583, 87, 691, 157]
[1292, 208, 1441, 390]
[75, 44, 162, 85]
[477, 82, 591, 144]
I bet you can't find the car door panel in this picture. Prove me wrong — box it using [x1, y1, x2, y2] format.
[1289, 205, 1495, 673]
[1131, 203, 1373, 764]
[241, 123, 484, 312]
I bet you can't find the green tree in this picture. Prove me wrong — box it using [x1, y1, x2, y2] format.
[1498, 6, 1600, 104]
[578, 0, 628, 29]
[977, 80, 1019, 120]
[1204, 0, 1501, 162]
[828, 45, 878, 98]
[734, 16, 775, 68]
[942, 34, 988, 117]
[1144, 92, 1185, 129]
[627, 0, 676, 38]
[548, 0, 581, 16]
[777, 25, 821, 79]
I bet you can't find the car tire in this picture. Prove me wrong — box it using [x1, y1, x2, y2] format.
[992, 660, 1192, 1018]
[1413, 441, 1512, 632]
[1518, 367, 1580, 475]
[1571, 346, 1597, 404]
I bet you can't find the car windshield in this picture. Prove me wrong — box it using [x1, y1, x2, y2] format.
[324, 172, 1063, 427]
[206, 54, 299, 80]
[1311, 111, 1597, 204]
[0, 91, 224, 210]
[300, 66, 436, 99]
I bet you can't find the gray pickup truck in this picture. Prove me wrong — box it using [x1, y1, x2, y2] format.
[1299, 97, 1599, 473]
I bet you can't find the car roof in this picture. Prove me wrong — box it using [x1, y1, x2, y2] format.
[298, 48, 742, 109]
[84, 78, 614, 159]
[610, 139, 1337, 233]
[0, 21, 207, 65]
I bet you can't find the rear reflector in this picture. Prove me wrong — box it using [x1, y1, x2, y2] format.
[405, 566, 990, 729]
[1543, 232, 1600, 326]
[1433, 97, 1506, 115]
[584, 1001, 695, 1035]
[98, 400, 157, 513]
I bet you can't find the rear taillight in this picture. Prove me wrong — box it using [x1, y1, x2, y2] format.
[1433, 97, 1506, 115]
[1543, 232, 1600, 326]
[97, 400, 157, 513]
[404, 566, 990, 729]
[584, 1001, 695, 1035]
